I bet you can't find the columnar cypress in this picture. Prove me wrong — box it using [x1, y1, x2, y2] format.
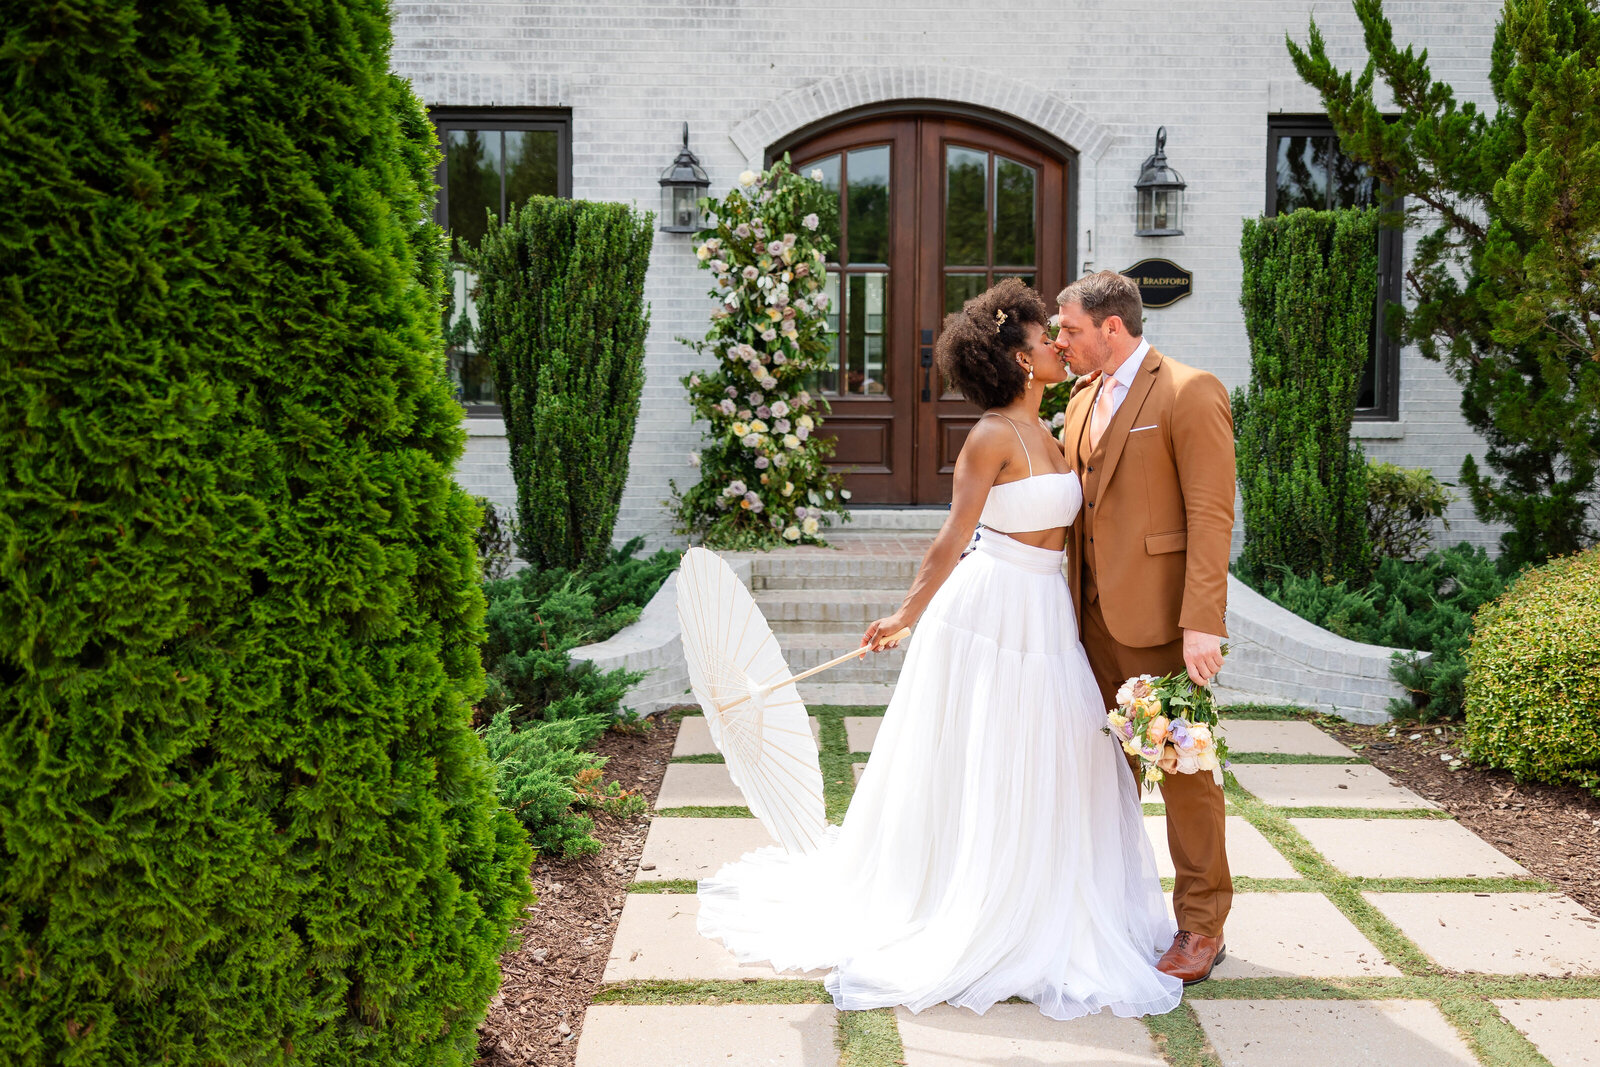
[467, 198, 653, 571]
[0, 5, 530, 1064]
[1234, 207, 1378, 584]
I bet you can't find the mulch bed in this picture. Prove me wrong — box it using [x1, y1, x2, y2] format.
[1323, 720, 1600, 913]
[475, 712, 682, 1067]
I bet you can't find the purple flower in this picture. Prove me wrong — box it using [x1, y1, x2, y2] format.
[757, 405, 772, 419]
[1167, 719, 1192, 747]
[725, 386, 738, 398]
[1120, 721, 1136, 740]
[719, 398, 737, 415]
[754, 456, 770, 469]
[774, 418, 791, 434]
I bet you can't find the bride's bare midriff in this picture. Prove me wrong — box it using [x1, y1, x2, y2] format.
[994, 526, 1068, 551]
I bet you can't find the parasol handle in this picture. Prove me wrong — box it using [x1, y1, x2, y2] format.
[714, 628, 913, 714]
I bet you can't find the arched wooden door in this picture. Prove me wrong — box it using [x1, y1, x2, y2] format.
[787, 115, 1070, 504]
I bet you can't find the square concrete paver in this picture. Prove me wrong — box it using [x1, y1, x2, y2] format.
[1230, 764, 1437, 809]
[1364, 893, 1600, 975]
[852, 762, 866, 784]
[636, 818, 776, 881]
[896, 1003, 1165, 1066]
[1494, 999, 1600, 1067]
[1145, 816, 1300, 879]
[603, 893, 828, 982]
[672, 715, 820, 757]
[655, 764, 750, 809]
[1192, 1000, 1478, 1067]
[844, 715, 881, 753]
[1201, 892, 1398, 978]
[1220, 719, 1359, 757]
[1292, 817, 1530, 879]
[574, 1004, 836, 1067]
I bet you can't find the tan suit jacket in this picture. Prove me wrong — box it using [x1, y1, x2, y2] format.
[1062, 346, 1235, 648]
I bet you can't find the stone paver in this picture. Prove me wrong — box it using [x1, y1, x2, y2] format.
[1229, 763, 1437, 809]
[1202, 892, 1399, 978]
[1493, 999, 1600, 1067]
[636, 818, 776, 882]
[1191, 1000, 1478, 1067]
[1145, 815, 1301, 879]
[655, 764, 749, 809]
[603, 894, 828, 982]
[852, 762, 866, 784]
[896, 1003, 1165, 1066]
[1364, 893, 1600, 975]
[1292, 817, 1530, 879]
[1220, 719, 1359, 757]
[844, 715, 881, 752]
[574, 1005, 836, 1067]
[672, 715, 820, 757]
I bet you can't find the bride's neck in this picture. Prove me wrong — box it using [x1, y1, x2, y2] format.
[992, 383, 1045, 423]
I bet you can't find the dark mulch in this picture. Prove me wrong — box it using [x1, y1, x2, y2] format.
[475, 711, 682, 1067]
[1323, 719, 1600, 913]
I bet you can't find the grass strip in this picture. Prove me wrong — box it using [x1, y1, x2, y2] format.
[1226, 752, 1366, 765]
[1217, 704, 1319, 720]
[816, 712, 859, 824]
[1348, 876, 1557, 894]
[1272, 805, 1453, 820]
[811, 705, 888, 716]
[668, 753, 725, 764]
[593, 979, 831, 1005]
[1184, 975, 1600, 1000]
[836, 1007, 904, 1067]
[1143, 1003, 1222, 1067]
[628, 879, 698, 894]
[1437, 994, 1554, 1067]
[1143, 802, 1167, 817]
[1161, 876, 1313, 893]
[654, 805, 755, 818]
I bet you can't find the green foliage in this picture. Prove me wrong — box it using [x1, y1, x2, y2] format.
[1368, 461, 1456, 561]
[466, 198, 654, 570]
[1464, 548, 1600, 794]
[1248, 545, 1509, 720]
[480, 710, 605, 859]
[1234, 208, 1379, 585]
[1288, 0, 1600, 568]
[473, 496, 520, 580]
[673, 158, 850, 548]
[0, 8, 529, 1063]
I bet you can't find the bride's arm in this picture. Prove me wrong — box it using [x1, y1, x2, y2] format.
[862, 423, 1008, 650]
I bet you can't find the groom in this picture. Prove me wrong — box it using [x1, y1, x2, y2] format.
[1054, 271, 1235, 984]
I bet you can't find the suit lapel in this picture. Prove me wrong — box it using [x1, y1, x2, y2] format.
[1093, 347, 1164, 496]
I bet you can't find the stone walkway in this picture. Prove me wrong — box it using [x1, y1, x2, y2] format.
[575, 707, 1600, 1067]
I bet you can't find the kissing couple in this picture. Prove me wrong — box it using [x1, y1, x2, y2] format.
[698, 269, 1236, 1019]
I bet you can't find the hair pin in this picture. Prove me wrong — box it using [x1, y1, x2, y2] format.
[994, 309, 1007, 333]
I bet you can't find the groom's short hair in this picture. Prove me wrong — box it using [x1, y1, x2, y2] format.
[1056, 271, 1144, 337]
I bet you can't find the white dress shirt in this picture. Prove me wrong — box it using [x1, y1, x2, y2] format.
[1094, 337, 1151, 420]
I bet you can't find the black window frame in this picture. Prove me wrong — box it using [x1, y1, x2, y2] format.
[428, 107, 573, 417]
[1266, 115, 1403, 422]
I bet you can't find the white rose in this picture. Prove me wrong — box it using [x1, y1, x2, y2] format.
[688, 452, 701, 467]
[739, 170, 758, 186]
[802, 517, 819, 535]
[802, 213, 820, 231]
[810, 168, 824, 181]
[783, 525, 802, 541]
[784, 433, 801, 450]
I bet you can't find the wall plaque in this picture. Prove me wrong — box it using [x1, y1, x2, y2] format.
[1121, 258, 1193, 308]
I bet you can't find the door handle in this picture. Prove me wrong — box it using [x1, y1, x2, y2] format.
[920, 329, 933, 402]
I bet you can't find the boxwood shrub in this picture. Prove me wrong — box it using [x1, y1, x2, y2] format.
[1464, 548, 1600, 795]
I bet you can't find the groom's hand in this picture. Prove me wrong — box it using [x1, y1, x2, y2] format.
[1182, 629, 1225, 687]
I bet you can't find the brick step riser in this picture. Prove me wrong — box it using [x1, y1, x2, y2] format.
[764, 605, 902, 629]
[751, 575, 912, 591]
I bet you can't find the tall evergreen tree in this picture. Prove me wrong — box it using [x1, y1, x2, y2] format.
[1288, 0, 1600, 568]
[0, 4, 529, 1064]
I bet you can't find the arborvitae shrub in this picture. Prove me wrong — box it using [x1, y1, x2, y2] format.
[0, 7, 529, 1064]
[466, 198, 653, 571]
[1234, 207, 1378, 585]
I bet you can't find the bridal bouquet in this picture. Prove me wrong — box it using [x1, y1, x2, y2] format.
[1106, 672, 1230, 791]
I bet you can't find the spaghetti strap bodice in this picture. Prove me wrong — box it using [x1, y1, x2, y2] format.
[976, 413, 1082, 534]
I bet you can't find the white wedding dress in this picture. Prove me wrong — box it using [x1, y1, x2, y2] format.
[696, 425, 1182, 1020]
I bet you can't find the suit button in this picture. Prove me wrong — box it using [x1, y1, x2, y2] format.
[1087, 502, 1094, 508]
[1089, 536, 1094, 543]
[1087, 466, 1095, 472]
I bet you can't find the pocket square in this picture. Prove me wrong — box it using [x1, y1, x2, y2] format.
[1130, 424, 1159, 432]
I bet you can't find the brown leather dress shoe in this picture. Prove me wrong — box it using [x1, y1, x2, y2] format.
[1157, 930, 1226, 985]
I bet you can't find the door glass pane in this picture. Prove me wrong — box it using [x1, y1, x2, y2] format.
[505, 129, 559, 205]
[846, 273, 887, 395]
[846, 146, 890, 265]
[804, 154, 843, 262]
[1274, 135, 1328, 213]
[806, 271, 841, 394]
[995, 272, 1035, 291]
[945, 146, 988, 265]
[447, 129, 502, 254]
[994, 157, 1036, 266]
[944, 273, 987, 315]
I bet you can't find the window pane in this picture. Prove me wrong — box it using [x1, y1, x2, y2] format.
[505, 129, 559, 205]
[1330, 147, 1376, 209]
[805, 270, 841, 394]
[447, 128, 502, 255]
[845, 146, 890, 265]
[1274, 134, 1328, 213]
[846, 273, 887, 395]
[803, 154, 843, 263]
[994, 157, 1036, 266]
[945, 146, 988, 265]
[446, 266, 496, 406]
[944, 272, 987, 315]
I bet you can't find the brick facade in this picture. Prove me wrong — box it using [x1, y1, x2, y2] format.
[391, 1, 1505, 554]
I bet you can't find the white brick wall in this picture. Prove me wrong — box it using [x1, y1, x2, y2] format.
[392, 0, 1506, 555]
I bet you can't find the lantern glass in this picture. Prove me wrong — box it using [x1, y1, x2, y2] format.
[661, 184, 699, 231]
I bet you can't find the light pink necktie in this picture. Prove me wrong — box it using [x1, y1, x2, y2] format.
[1088, 381, 1116, 451]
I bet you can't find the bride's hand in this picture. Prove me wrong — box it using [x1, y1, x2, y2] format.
[863, 612, 912, 652]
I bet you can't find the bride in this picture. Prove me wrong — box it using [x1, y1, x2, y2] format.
[696, 278, 1182, 1020]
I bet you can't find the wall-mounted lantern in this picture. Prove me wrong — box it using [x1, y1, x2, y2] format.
[1134, 127, 1186, 237]
[659, 123, 710, 233]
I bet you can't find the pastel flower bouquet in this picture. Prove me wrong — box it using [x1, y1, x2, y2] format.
[1106, 671, 1231, 791]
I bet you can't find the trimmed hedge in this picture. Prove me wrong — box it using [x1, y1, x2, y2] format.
[1464, 549, 1600, 795]
[0, 7, 529, 1064]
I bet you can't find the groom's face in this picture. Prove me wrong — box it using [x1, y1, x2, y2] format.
[1053, 302, 1114, 376]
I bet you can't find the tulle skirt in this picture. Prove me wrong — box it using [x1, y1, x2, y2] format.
[696, 530, 1183, 1019]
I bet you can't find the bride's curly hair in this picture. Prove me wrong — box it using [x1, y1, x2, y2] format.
[933, 278, 1049, 410]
